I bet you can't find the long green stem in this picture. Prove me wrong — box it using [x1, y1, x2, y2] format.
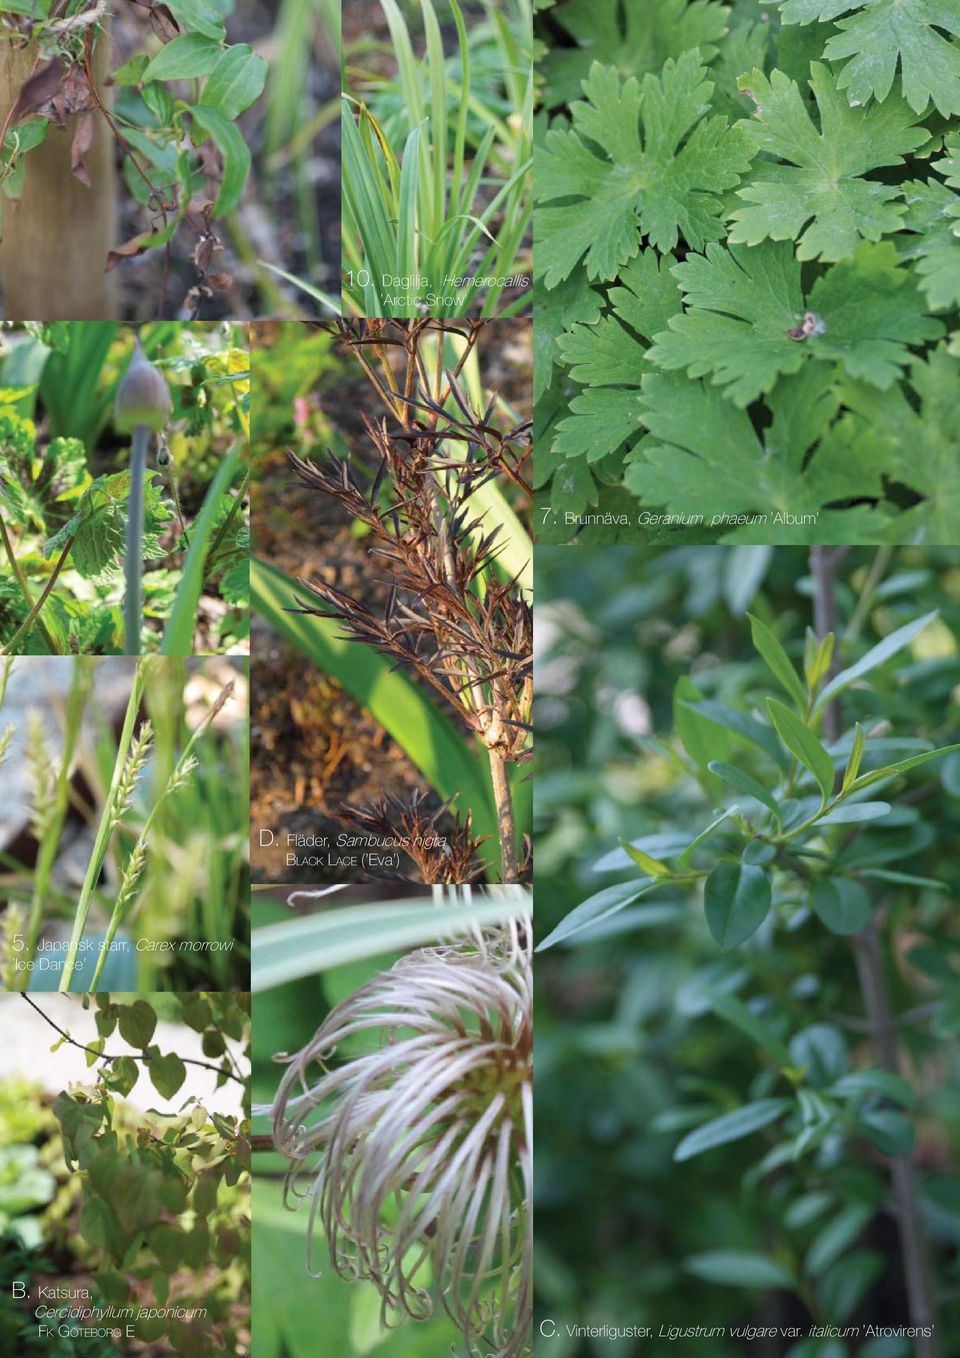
[23, 658, 94, 976]
[124, 426, 149, 655]
[0, 535, 76, 656]
[0, 514, 60, 654]
[59, 661, 146, 992]
[89, 678, 234, 989]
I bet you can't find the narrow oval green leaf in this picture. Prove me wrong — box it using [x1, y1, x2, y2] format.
[766, 698, 835, 800]
[709, 992, 793, 1066]
[704, 860, 772, 950]
[851, 742, 960, 793]
[811, 878, 872, 935]
[536, 880, 661, 950]
[815, 801, 891, 826]
[708, 760, 780, 816]
[618, 839, 672, 877]
[748, 612, 807, 708]
[200, 44, 268, 120]
[805, 1204, 873, 1277]
[679, 698, 790, 772]
[142, 33, 223, 84]
[674, 1098, 792, 1162]
[841, 722, 865, 793]
[190, 105, 251, 215]
[676, 808, 738, 869]
[830, 1068, 918, 1109]
[816, 610, 939, 709]
[685, 1250, 795, 1290]
[164, 0, 225, 40]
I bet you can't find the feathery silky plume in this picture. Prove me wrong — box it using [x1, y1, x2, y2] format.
[270, 922, 532, 1358]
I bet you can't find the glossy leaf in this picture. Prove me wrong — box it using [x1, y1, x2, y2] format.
[816, 609, 938, 708]
[674, 1098, 792, 1162]
[200, 44, 268, 121]
[811, 878, 873, 934]
[142, 34, 223, 84]
[767, 698, 835, 800]
[704, 860, 772, 950]
[190, 106, 251, 215]
[748, 613, 807, 707]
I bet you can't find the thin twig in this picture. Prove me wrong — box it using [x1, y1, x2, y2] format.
[20, 993, 246, 1088]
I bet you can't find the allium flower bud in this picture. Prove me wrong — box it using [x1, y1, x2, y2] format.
[271, 924, 532, 1358]
[114, 338, 172, 434]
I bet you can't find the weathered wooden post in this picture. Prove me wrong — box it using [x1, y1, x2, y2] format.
[0, 27, 118, 319]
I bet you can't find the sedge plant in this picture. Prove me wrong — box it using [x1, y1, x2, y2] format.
[0, 656, 238, 992]
[342, 0, 533, 318]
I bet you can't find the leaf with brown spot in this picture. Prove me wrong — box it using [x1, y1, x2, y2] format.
[149, 2, 181, 43]
[71, 109, 95, 187]
[8, 57, 66, 126]
[105, 234, 150, 270]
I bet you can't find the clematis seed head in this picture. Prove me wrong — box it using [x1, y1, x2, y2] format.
[271, 923, 532, 1358]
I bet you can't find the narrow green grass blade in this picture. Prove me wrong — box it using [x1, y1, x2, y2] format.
[250, 556, 499, 867]
[396, 122, 422, 283]
[421, 0, 447, 241]
[252, 890, 529, 989]
[379, 0, 433, 230]
[161, 444, 243, 655]
[257, 261, 341, 313]
[450, 0, 470, 217]
[341, 98, 394, 312]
